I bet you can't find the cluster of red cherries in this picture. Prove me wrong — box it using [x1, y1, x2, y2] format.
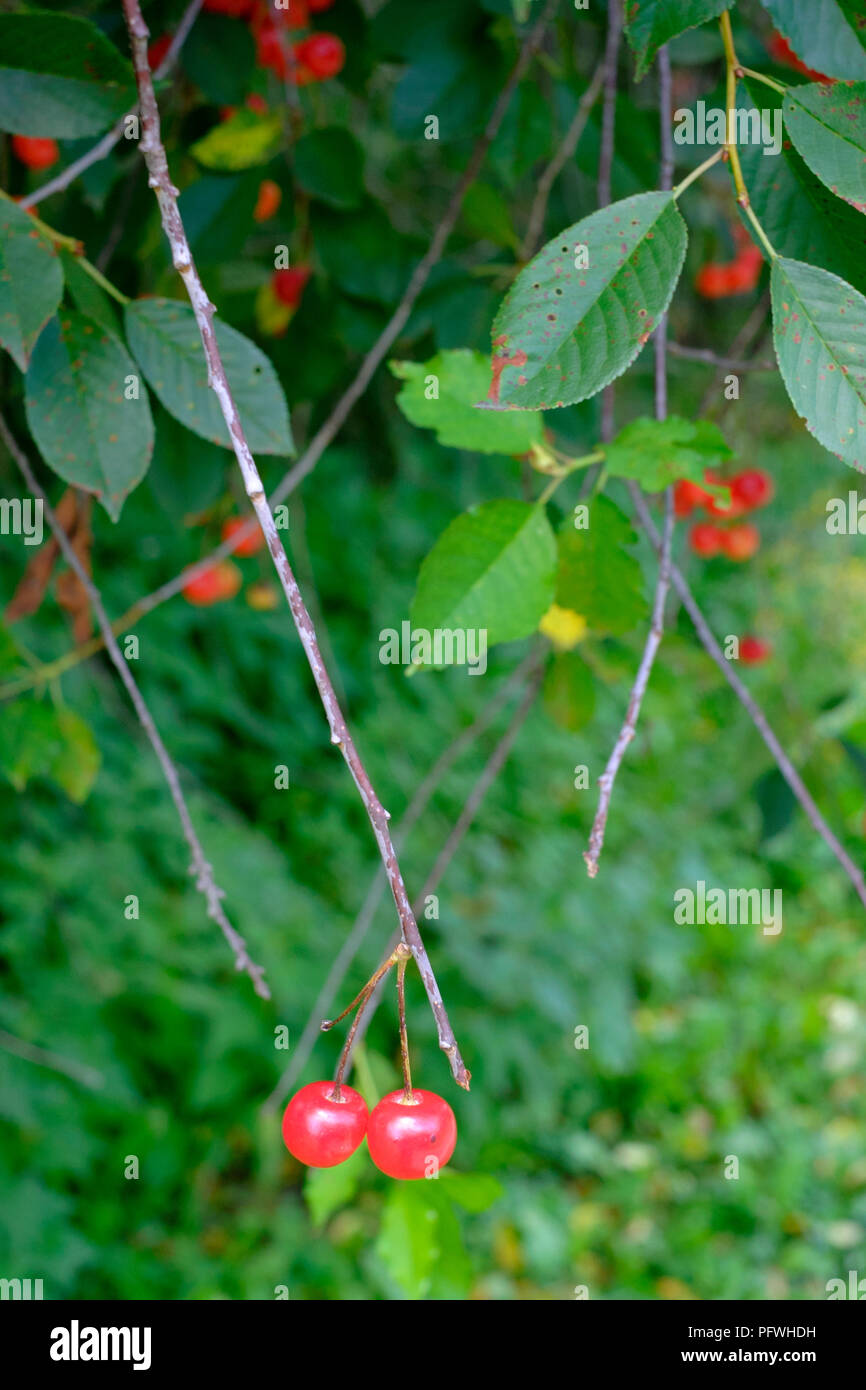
[676, 467, 773, 562]
[199, 0, 345, 85]
[282, 1081, 457, 1180]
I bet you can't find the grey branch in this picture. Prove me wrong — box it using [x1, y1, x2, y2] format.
[0, 1027, 104, 1091]
[0, 413, 269, 998]
[262, 651, 540, 1114]
[21, 0, 203, 210]
[584, 41, 677, 878]
[520, 57, 607, 261]
[121, 0, 476, 1087]
[341, 664, 544, 1079]
[630, 486, 866, 912]
[668, 341, 774, 371]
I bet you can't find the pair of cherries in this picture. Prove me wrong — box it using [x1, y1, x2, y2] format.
[282, 1080, 456, 1180]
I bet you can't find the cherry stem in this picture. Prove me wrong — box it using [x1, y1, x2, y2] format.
[396, 946, 413, 1102]
[324, 944, 410, 1099]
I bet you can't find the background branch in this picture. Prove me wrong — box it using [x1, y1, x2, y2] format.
[340, 663, 544, 1082]
[21, 0, 203, 211]
[0, 412, 270, 997]
[585, 44, 675, 877]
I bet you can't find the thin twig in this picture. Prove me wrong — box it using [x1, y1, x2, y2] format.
[0, 1027, 104, 1091]
[4, 6, 556, 699]
[262, 650, 539, 1113]
[122, 0, 472, 1088]
[21, 0, 203, 210]
[667, 341, 774, 372]
[630, 487, 866, 911]
[584, 44, 675, 879]
[341, 666, 544, 1077]
[0, 412, 270, 998]
[520, 57, 607, 260]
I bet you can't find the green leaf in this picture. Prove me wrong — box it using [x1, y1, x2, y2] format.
[147, 402, 228, 518]
[542, 652, 597, 732]
[52, 709, 100, 804]
[555, 497, 647, 634]
[784, 82, 866, 215]
[190, 110, 283, 172]
[0, 197, 64, 371]
[25, 312, 154, 521]
[761, 0, 866, 81]
[488, 192, 687, 410]
[411, 500, 557, 653]
[304, 1146, 366, 1229]
[0, 14, 135, 138]
[0, 700, 99, 803]
[739, 81, 866, 296]
[625, 0, 729, 81]
[294, 128, 364, 209]
[375, 1183, 440, 1299]
[124, 298, 293, 456]
[604, 416, 733, 492]
[438, 1170, 505, 1213]
[59, 251, 117, 336]
[391, 350, 543, 454]
[771, 256, 866, 469]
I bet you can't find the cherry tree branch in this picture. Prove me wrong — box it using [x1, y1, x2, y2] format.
[584, 43, 677, 877]
[341, 663, 545, 1080]
[667, 341, 774, 371]
[0, 1027, 105, 1091]
[520, 57, 607, 261]
[121, 0, 471, 1088]
[2, 5, 556, 702]
[0, 412, 270, 997]
[629, 486, 866, 911]
[263, 650, 540, 1113]
[20, 0, 203, 210]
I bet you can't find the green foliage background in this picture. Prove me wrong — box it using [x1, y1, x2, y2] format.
[1, 0, 866, 1300]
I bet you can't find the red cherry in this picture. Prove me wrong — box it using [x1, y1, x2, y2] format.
[253, 178, 282, 223]
[740, 635, 771, 665]
[222, 515, 266, 556]
[182, 559, 242, 606]
[276, 0, 310, 26]
[294, 32, 345, 80]
[256, 23, 288, 77]
[730, 468, 773, 510]
[689, 522, 724, 557]
[366, 1089, 457, 1180]
[12, 135, 59, 171]
[147, 34, 172, 70]
[282, 1081, 368, 1168]
[674, 479, 711, 518]
[695, 263, 736, 300]
[308, 0, 335, 11]
[246, 92, 269, 115]
[719, 521, 760, 561]
[272, 265, 311, 306]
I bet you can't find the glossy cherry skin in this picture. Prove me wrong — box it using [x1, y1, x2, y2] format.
[367, 1089, 457, 1180]
[282, 1081, 368, 1168]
